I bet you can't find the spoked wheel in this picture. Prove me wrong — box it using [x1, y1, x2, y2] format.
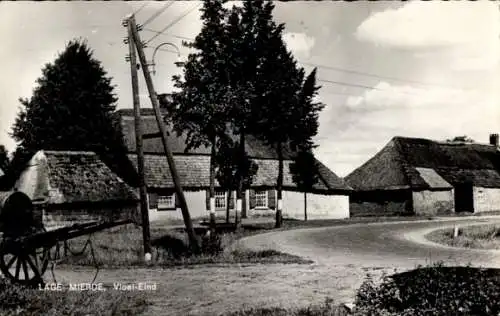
[0, 246, 49, 286]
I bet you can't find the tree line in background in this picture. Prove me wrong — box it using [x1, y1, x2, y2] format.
[0, 0, 324, 229]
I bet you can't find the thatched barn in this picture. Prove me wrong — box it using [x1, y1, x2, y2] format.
[346, 135, 500, 216]
[117, 108, 351, 221]
[14, 150, 139, 228]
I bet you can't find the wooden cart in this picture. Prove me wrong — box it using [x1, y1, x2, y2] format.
[0, 191, 132, 286]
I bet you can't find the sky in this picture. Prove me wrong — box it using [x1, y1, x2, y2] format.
[0, 1, 499, 177]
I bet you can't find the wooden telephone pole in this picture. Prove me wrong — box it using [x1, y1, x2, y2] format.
[127, 15, 200, 253]
[126, 16, 151, 261]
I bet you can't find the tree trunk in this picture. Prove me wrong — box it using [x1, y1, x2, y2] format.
[304, 191, 307, 221]
[226, 189, 231, 224]
[209, 136, 217, 233]
[235, 131, 245, 230]
[275, 142, 283, 228]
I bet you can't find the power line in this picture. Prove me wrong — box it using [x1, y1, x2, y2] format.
[301, 61, 465, 90]
[317, 78, 423, 96]
[143, 31, 463, 91]
[142, 2, 174, 27]
[144, 3, 201, 46]
[143, 28, 195, 42]
[132, 3, 149, 16]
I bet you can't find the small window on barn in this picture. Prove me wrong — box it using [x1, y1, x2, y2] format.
[215, 191, 226, 209]
[158, 193, 175, 210]
[255, 190, 268, 209]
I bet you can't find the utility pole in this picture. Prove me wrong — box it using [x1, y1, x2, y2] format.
[125, 15, 152, 261]
[128, 15, 200, 254]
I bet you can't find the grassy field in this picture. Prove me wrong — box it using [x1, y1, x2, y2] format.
[426, 224, 500, 249]
[53, 223, 311, 268]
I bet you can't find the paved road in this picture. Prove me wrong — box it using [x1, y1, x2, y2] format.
[236, 216, 500, 269]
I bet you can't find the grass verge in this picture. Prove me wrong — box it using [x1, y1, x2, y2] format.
[0, 278, 149, 316]
[54, 224, 311, 267]
[426, 224, 500, 249]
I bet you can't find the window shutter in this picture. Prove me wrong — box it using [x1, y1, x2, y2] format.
[148, 193, 158, 209]
[205, 189, 210, 211]
[249, 189, 256, 209]
[268, 189, 276, 209]
[229, 191, 235, 209]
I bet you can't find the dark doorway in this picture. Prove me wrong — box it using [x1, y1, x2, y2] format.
[454, 183, 474, 213]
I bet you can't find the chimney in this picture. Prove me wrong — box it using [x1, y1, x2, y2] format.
[489, 133, 499, 147]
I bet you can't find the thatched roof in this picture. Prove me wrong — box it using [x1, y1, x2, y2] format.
[15, 150, 139, 206]
[127, 153, 351, 193]
[346, 136, 500, 191]
[116, 108, 295, 159]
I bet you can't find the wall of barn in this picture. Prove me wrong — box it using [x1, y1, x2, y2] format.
[473, 187, 500, 213]
[412, 190, 454, 216]
[349, 190, 413, 217]
[281, 191, 349, 220]
[43, 206, 137, 230]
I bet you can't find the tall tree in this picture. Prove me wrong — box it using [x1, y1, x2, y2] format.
[289, 149, 320, 221]
[170, 0, 230, 233]
[10, 39, 135, 186]
[289, 68, 324, 221]
[249, 4, 306, 228]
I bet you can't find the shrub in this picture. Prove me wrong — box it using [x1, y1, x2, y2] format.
[354, 263, 500, 316]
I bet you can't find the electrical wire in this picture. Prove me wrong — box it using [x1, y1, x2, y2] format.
[300, 61, 466, 90]
[144, 3, 201, 46]
[142, 30, 465, 92]
[142, 2, 174, 27]
[132, 2, 149, 16]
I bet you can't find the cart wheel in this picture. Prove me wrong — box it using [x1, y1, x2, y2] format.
[0, 246, 49, 286]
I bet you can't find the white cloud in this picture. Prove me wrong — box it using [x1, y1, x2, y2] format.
[346, 82, 468, 110]
[283, 32, 315, 58]
[356, 1, 500, 71]
[344, 81, 500, 143]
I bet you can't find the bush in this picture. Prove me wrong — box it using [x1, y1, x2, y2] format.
[354, 263, 500, 315]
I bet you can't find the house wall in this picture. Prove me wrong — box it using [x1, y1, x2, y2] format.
[349, 190, 413, 217]
[473, 187, 500, 213]
[148, 190, 208, 222]
[412, 190, 454, 216]
[281, 191, 349, 220]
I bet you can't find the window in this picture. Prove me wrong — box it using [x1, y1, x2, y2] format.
[255, 190, 268, 208]
[158, 193, 175, 210]
[215, 191, 226, 209]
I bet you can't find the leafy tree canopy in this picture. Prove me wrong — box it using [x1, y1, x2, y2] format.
[9, 39, 136, 186]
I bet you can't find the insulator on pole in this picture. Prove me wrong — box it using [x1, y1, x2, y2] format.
[123, 37, 129, 44]
[137, 24, 143, 31]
